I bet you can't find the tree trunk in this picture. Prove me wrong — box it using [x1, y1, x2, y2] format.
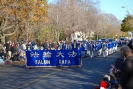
[0, 35, 5, 44]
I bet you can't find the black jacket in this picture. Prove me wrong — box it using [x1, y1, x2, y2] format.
[5, 43, 11, 51]
[120, 56, 133, 89]
[128, 41, 133, 50]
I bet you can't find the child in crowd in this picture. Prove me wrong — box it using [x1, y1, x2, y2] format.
[18, 51, 26, 62]
[95, 75, 111, 89]
[100, 75, 111, 89]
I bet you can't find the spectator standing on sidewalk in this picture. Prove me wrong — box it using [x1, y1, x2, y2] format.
[4, 41, 11, 59]
[0, 43, 4, 58]
[120, 48, 133, 89]
[11, 42, 16, 56]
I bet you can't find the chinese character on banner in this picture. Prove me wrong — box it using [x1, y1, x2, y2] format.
[56, 51, 64, 58]
[30, 52, 39, 57]
[68, 51, 77, 57]
[43, 51, 52, 58]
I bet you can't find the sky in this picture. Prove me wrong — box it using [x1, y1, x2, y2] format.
[100, 0, 133, 20]
[48, 0, 133, 21]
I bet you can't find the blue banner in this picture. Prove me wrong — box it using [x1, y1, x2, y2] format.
[26, 50, 82, 68]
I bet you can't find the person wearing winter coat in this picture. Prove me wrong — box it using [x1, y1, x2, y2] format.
[128, 38, 133, 51]
[100, 75, 111, 89]
[120, 48, 133, 89]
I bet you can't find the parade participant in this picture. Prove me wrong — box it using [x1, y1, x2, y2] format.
[57, 40, 62, 50]
[65, 41, 68, 50]
[94, 41, 98, 57]
[26, 44, 32, 51]
[43, 40, 49, 50]
[50, 42, 55, 50]
[77, 43, 81, 50]
[111, 41, 115, 53]
[93, 42, 98, 57]
[72, 40, 79, 50]
[80, 42, 86, 57]
[58, 40, 66, 50]
[61, 41, 66, 50]
[111, 42, 114, 54]
[66, 41, 72, 50]
[87, 41, 92, 56]
[108, 42, 112, 55]
[120, 48, 133, 89]
[54, 42, 59, 50]
[102, 42, 108, 58]
[96, 41, 102, 56]
[114, 41, 118, 52]
[85, 41, 89, 56]
[89, 41, 94, 58]
[84, 41, 89, 57]
[26, 41, 32, 50]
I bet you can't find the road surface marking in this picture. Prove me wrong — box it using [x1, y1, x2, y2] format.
[15, 69, 62, 89]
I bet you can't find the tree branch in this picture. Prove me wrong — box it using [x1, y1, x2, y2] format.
[4, 25, 18, 36]
[2, 15, 8, 29]
[3, 25, 14, 31]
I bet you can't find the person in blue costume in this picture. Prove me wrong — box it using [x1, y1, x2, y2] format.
[96, 41, 102, 56]
[61, 41, 66, 50]
[115, 41, 118, 52]
[108, 41, 112, 55]
[26, 43, 33, 51]
[85, 41, 89, 57]
[93, 41, 98, 57]
[80, 42, 86, 57]
[84, 42, 89, 57]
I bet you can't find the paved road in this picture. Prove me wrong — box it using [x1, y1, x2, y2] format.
[0, 49, 120, 89]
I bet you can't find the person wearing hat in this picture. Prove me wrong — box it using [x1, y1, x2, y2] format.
[100, 75, 111, 89]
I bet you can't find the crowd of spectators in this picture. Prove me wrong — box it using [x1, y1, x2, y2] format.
[95, 38, 133, 89]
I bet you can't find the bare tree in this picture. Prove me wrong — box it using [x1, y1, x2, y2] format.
[48, 0, 121, 41]
[48, 0, 100, 41]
